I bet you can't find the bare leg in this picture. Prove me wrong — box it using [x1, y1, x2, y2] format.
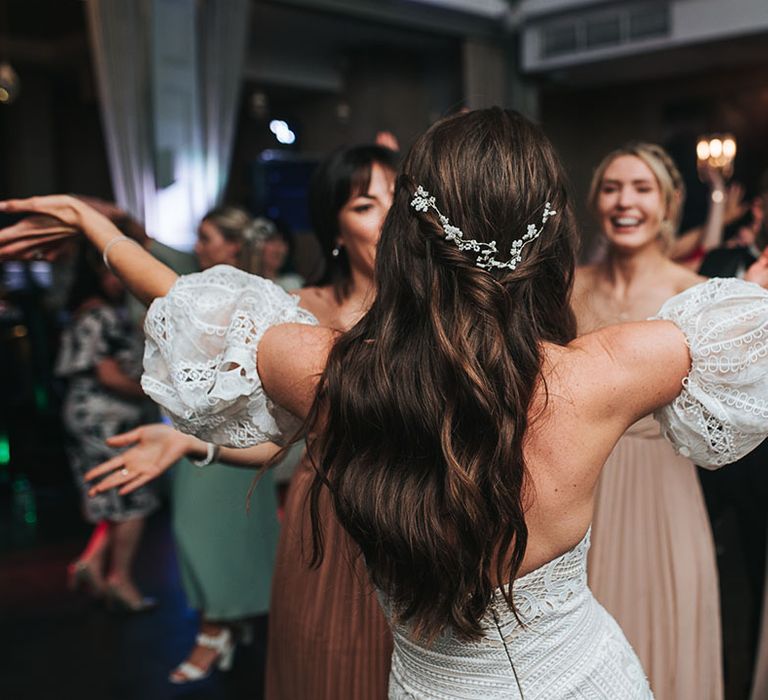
[78, 520, 110, 573]
[105, 516, 146, 604]
[69, 520, 110, 594]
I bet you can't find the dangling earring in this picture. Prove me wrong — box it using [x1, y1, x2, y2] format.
[331, 245, 341, 258]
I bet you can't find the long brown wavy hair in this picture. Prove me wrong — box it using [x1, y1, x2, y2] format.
[307, 108, 578, 641]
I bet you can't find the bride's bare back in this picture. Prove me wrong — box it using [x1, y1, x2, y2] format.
[258, 315, 691, 579]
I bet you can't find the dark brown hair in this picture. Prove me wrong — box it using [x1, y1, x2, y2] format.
[309, 144, 398, 301]
[307, 108, 578, 641]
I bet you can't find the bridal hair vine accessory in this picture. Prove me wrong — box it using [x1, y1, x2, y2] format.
[410, 185, 556, 271]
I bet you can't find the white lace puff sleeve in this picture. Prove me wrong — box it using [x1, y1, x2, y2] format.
[653, 277, 768, 469]
[141, 265, 318, 448]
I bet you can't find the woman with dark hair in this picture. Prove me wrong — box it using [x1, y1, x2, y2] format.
[265, 144, 397, 699]
[84, 143, 399, 698]
[4, 109, 768, 697]
[55, 244, 158, 610]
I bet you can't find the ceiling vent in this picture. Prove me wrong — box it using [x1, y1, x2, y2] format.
[539, 1, 670, 61]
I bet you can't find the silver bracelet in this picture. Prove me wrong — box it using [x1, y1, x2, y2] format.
[102, 235, 141, 273]
[191, 442, 220, 468]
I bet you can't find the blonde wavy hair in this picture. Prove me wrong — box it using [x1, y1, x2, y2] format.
[202, 206, 277, 274]
[587, 142, 685, 252]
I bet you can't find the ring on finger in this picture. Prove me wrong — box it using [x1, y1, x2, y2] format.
[120, 468, 130, 477]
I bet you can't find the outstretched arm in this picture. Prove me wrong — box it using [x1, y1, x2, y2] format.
[85, 423, 283, 496]
[592, 278, 768, 468]
[572, 318, 691, 438]
[0, 195, 177, 304]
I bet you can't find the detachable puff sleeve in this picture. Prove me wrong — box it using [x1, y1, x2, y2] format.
[653, 278, 768, 469]
[141, 265, 318, 448]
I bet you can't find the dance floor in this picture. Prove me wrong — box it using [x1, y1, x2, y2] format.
[0, 471, 758, 700]
[0, 481, 267, 700]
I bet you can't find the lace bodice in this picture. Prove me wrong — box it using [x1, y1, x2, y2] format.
[381, 528, 652, 699]
[141, 265, 317, 448]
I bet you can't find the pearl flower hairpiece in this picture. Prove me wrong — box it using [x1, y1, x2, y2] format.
[410, 185, 556, 271]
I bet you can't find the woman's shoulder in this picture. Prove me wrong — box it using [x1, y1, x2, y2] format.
[295, 285, 338, 324]
[554, 317, 689, 419]
[667, 259, 705, 294]
[573, 264, 600, 292]
[259, 322, 337, 420]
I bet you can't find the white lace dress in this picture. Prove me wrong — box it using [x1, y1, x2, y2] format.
[141, 270, 768, 699]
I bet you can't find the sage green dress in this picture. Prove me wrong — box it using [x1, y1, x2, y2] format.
[146, 242, 280, 619]
[171, 459, 279, 619]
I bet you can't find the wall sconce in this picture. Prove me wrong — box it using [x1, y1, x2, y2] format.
[0, 61, 20, 105]
[696, 133, 736, 184]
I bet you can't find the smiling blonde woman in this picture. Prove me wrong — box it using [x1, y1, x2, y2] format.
[572, 142, 723, 700]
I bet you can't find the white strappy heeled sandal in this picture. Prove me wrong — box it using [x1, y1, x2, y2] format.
[168, 628, 235, 684]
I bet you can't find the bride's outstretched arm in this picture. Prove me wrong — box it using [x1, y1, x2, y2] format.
[84, 423, 283, 496]
[0, 195, 177, 305]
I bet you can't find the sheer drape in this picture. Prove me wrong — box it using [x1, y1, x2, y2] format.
[85, 0, 158, 230]
[85, 0, 249, 240]
[198, 0, 250, 213]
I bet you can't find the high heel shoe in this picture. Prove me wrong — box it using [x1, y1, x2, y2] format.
[105, 582, 158, 613]
[169, 628, 235, 684]
[67, 560, 105, 597]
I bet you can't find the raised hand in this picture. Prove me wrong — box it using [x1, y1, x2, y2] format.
[0, 195, 108, 261]
[0, 214, 80, 261]
[723, 182, 748, 226]
[85, 424, 198, 496]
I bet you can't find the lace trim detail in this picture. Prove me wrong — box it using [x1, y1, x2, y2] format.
[653, 277, 768, 467]
[492, 528, 590, 629]
[385, 527, 653, 698]
[141, 265, 317, 448]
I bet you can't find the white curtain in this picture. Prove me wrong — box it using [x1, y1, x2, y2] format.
[85, 0, 249, 241]
[198, 0, 250, 212]
[85, 0, 158, 231]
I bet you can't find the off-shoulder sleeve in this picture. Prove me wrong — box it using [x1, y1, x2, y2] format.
[653, 277, 768, 469]
[141, 264, 318, 448]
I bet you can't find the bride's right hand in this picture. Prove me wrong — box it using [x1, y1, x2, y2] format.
[0, 214, 79, 261]
[85, 423, 199, 496]
[0, 195, 116, 260]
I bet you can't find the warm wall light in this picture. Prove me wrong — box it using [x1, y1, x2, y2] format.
[696, 133, 737, 179]
[0, 61, 19, 104]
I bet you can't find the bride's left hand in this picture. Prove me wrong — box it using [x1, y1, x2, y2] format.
[85, 424, 196, 496]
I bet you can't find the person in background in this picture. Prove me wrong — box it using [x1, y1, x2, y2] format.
[56, 243, 158, 611]
[161, 205, 282, 683]
[84, 144, 399, 699]
[257, 218, 304, 292]
[698, 170, 768, 699]
[668, 165, 747, 270]
[572, 142, 726, 699]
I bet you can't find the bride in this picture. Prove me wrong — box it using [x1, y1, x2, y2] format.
[2, 108, 768, 698]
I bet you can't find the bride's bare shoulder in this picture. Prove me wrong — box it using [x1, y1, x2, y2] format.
[552, 319, 690, 423]
[258, 323, 338, 419]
